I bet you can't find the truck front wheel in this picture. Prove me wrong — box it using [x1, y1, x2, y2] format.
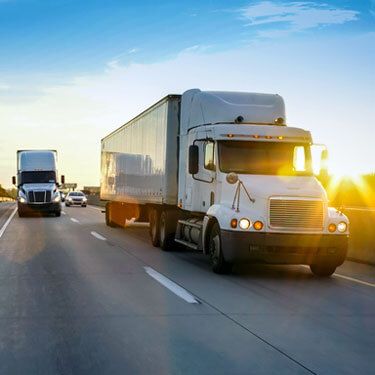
[310, 263, 337, 277]
[149, 208, 160, 247]
[208, 222, 232, 274]
[159, 210, 176, 251]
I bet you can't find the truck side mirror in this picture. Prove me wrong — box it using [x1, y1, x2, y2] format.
[188, 145, 199, 175]
[61, 175, 65, 184]
[12, 176, 16, 185]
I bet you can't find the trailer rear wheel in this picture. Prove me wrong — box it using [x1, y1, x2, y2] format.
[310, 263, 336, 277]
[159, 210, 176, 251]
[149, 208, 160, 247]
[209, 222, 232, 274]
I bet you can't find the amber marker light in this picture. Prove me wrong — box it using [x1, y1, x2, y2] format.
[328, 223, 337, 233]
[265, 135, 272, 139]
[277, 136, 284, 140]
[230, 218, 238, 228]
[253, 221, 264, 230]
[227, 134, 234, 138]
[253, 135, 259, 139]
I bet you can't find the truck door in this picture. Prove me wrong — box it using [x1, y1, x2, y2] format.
[186, 135, 216, 213]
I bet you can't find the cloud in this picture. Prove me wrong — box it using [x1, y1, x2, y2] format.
[241, 1, 359, 37]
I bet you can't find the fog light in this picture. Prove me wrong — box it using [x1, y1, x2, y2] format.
[230, 218, 238, 228]
[253, 221, 263, 231]
[239, 218, 251, 230]
[337, 222, 347, 233]
[328, 223, 336, 233]
[19, 197, 26, 203]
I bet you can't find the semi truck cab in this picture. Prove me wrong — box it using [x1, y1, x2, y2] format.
[175, 90, 349, 275]
[13, 150, 64, 217]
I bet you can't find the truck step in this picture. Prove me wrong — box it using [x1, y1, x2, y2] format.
[178, 220, 202, 229]
[174, 238, 199, 250]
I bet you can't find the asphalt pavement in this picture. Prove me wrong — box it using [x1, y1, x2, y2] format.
[0, 202, 373, 375]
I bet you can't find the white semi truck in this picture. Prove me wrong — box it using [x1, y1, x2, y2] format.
[101, 89, 349, 276]
[13, 150, 65, 217]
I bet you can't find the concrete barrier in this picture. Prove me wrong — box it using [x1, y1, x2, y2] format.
[343, 208, 375, 265]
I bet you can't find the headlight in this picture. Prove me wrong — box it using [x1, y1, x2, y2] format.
[337, 222, 347, 233]
[83, 197, 87, 202]
[19, 197, 26, 203]
[53, 195, 61, 202]
[239, 218, 251, 230]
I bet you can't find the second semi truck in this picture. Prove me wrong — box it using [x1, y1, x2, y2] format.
[101, 89, 349, 276]
[13, 150, 64, 217]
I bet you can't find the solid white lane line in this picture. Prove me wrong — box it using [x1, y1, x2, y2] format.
[144, 267, 199, 304]
[0, 207, 17, 239]
[334, 273, 375, 288]
[302, 265, 374, 288]
[91, 231, 106, 241]
[70, 218, 79, 223]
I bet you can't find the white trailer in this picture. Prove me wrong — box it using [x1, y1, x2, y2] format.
[101, 89, 349, 276]
[13, 150, 64, 217]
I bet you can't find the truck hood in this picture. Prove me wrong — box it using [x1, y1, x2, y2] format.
[219, 175, 327, 207]
[21, 183, 56, 192]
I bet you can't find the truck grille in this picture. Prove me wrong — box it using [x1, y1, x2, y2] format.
[269, 198, 324, 230]
[27, 190, 52, 203]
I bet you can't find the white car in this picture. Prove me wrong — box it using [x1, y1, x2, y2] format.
[65, 191, 87, 207]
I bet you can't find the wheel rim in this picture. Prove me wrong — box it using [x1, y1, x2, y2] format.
[151, 211, 157, 240]
[209, 233, 220, 265]
[160, 214, 165, 243]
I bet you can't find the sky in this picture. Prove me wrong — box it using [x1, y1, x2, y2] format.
[0, 0, 374, 188]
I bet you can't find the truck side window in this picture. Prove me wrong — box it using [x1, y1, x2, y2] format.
[204, 142, 215, 171]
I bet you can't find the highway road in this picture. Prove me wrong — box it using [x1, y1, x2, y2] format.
[0, 203, 373, 375]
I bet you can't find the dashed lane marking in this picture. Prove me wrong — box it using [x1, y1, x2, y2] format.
[144, 266, 200, 304]
[70, 218, 79, 223]
[91, 231, 106, 241]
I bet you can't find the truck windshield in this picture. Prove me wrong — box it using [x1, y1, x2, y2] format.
[218, 141, 313, 176]
[20, 171, 56, 184]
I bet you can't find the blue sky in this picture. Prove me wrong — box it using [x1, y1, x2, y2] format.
[0, 0, 374, 187]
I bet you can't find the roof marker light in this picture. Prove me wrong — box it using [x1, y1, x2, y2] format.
[274, 117, 285, 125]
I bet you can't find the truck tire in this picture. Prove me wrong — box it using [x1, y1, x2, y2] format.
[159, 210, 176, 251]
[208, 222, 232, 274]
[55, 211, 61, 217]
[310, 263, 337, 277]
[149, 208, 160, 247]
